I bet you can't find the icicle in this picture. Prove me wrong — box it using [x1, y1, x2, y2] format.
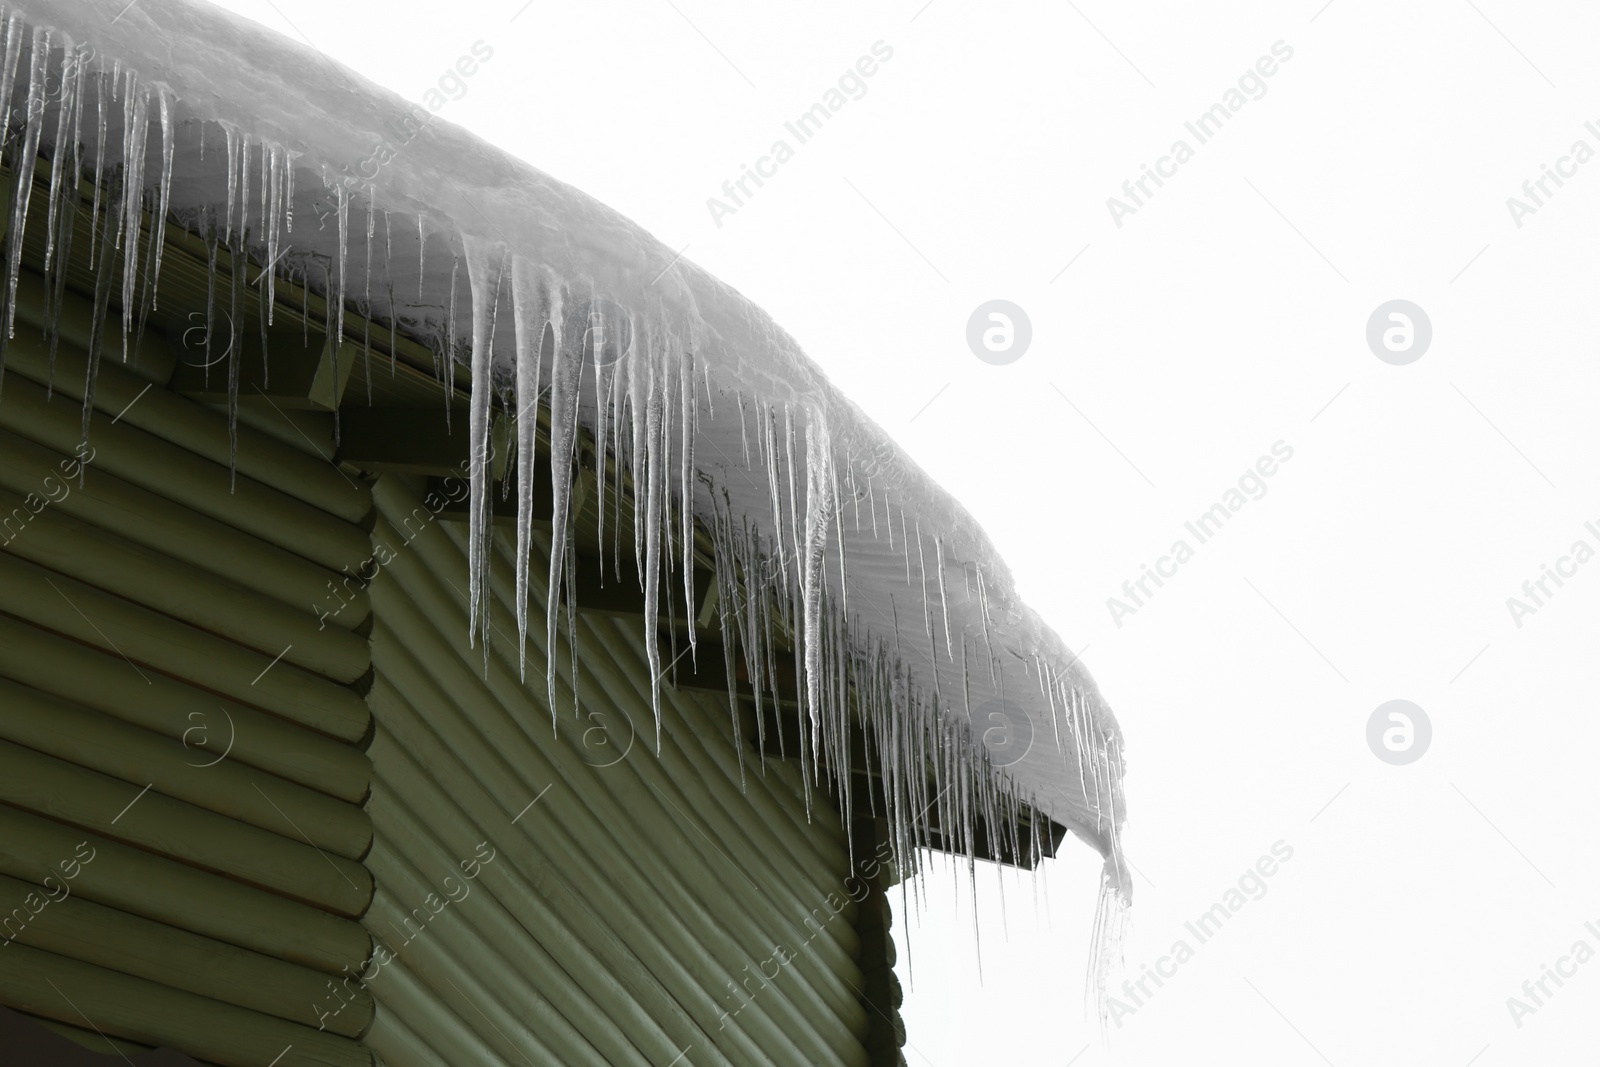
[641, 334, 667, 742]
[610, 321, 629, 580]
[146, 88, 174, 311]
[46, 43, 86, 396]
[783, 406, 803, 599]
[383, 209, 395, 375]
[116, 67, 148, 363]
[80, 170, 122, 455]
[547, 283, 586, 721]
[916, 522, 933, 643]
[0, 15, 27, 151]
[445, 251, 459, 373]
[436, 252, 456, 431]
[236, 131, 250, 257]
[801, 410, 835, 750]
[510, 254, 553, 686]
[87, 68, 106, 271]
[227, 216, 245, 487]
[831, 447, 849, 623]
[322, 262, 335, 441]
[678, 342, 697, 663]
[461, 234, 502, 673]
[203, 223, 217, 389]
[0, 26, 50, 391]
[43, 34, 77, 279]
[737, 393, 751, 467]
[592, 298, 618, 579]
[332, 181, 347, 350]
[759, 405, 785, 587]
[259, 134, 269, 249]
[362, 193, 374, 401]
[221, 123, 237, 247]
[284, 150, 297, 234]
[627, 317, 651, 582]
[265, 143, 282, 323]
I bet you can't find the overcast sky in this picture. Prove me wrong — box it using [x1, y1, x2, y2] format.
[207, 1, 1599, 1062]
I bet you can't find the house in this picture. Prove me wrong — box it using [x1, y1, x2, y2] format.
[0, 2, 1129, 1064]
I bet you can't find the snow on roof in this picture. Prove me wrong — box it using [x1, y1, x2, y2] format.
[6, 0, 1129, 1007]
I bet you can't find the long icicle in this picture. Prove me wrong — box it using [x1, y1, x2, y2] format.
[510, 254, 551, 687]
[462, 234, 501, 673]
[43, 32, 77, 281]
[116, 66, 147, 364]
[46, 40, 87, 396]
[0, 25, 50, 392]
[145, 87, 174, 310]
[546, 282, 584, 720]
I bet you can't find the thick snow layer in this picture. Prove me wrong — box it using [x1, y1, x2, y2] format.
[5, 0, 1129, 1007]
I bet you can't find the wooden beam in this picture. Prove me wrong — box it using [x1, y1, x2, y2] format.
[334, 407, 510, 478]
[664, 634, 800, 702]
[571, 551, 715, 631]
[919, 812, 1068, 871]
[675, 634, 1066, 870]
[167, 326, 353, 411]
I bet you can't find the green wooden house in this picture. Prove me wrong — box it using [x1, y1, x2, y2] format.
[0, 2, 1130, 1064]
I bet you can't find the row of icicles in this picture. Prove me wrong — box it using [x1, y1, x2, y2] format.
[0, 8, 1128, 1017]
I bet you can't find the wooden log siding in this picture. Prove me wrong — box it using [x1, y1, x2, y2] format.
[359, 475, 878, 1067]
[0, 325, 378, 1065]
[0, 163, 914, 1066]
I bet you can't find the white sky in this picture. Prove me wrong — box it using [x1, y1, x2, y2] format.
[206, 1, 1599, 1063]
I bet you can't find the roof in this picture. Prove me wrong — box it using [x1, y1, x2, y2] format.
[8, 0, 1130, 1003]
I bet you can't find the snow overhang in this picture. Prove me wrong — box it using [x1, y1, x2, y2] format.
[4, 0, 1130, 1000]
